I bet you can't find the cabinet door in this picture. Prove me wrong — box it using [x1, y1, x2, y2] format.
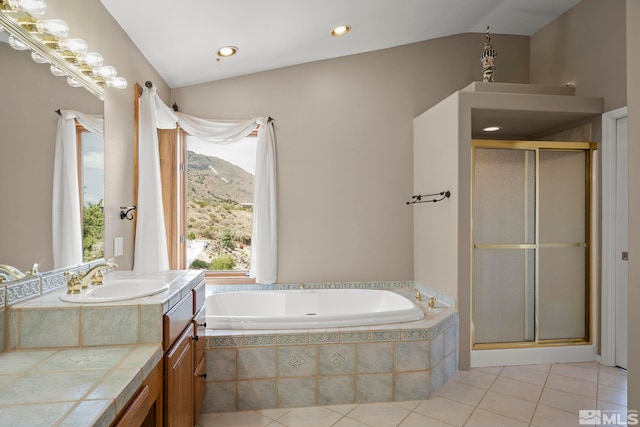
[165, 326, 194, 427]
[193, 354, 206, 424]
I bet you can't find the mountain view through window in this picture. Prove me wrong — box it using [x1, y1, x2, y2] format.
[185, 135, 256, 271]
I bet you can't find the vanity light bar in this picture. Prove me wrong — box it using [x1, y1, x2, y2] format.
[0, 4, 127, 99]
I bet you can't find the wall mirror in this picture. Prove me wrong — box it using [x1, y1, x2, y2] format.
[0, 33, 104, 279]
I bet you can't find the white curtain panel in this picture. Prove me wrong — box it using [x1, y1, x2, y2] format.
[52, 110, 104, 269]
[133, 88, 170, 272]
[136, 87, 277, 283]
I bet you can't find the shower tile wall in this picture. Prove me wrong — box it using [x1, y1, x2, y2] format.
[202, 308, 458, 412]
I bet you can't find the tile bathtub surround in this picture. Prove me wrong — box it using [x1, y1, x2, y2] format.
[203, 307, 459, 412]
[199, 362, 628, 427]
[0, 344, 162, 427]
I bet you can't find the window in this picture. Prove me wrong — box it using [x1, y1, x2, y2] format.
[77, 125, 104, 262]
[185, 135, 257, 272]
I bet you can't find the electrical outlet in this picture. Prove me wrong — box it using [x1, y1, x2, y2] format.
[114, 237, 124, 257]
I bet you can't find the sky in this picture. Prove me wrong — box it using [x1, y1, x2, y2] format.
[187, 135, 256, 175]
[81, 132, 104, 206]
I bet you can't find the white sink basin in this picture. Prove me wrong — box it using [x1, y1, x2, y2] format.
[59, 279, 169, 303]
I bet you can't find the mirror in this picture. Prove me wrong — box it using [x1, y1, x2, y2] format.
[0, 36, 104, 276]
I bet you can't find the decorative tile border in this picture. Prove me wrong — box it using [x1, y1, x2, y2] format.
[6, 277, 41, 306]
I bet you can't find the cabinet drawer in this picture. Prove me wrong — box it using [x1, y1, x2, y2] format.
[163, 293, 194, 351]
[192, 279, 206, 314]
[193, 306, 206, 363]
[193, 354, 206, 424]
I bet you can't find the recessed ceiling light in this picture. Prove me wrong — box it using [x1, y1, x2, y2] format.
[217, 46, 238, 57]
[331, 25, 351, 37]
[482, 126, 502, 132]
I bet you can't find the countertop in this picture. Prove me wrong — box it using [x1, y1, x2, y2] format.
[0, 344, 162, 427]
[0, 269, 205, 426]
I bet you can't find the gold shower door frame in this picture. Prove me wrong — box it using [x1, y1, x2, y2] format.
[471, 139, 596, 350]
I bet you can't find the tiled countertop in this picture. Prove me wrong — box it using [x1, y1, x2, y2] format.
[0, 344, 162, 427]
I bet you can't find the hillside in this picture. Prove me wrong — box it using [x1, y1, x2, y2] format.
[186, 151, 254, 270]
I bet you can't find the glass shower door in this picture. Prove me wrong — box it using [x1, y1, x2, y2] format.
[473, 148, 536, 345]
[472, 141, 592, 348]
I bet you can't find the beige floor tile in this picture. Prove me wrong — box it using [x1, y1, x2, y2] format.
[598, 365, 628, 377]
[276, 407, 343, 427]
[413, 396, 474, 426]
[521, 363, 552, 372]
[599, 371, 628, 390]
[539, 388, 596, 414]
[551, 363, 598, 383]
[598, 384, 627, 406]
[208, 411, 274, 427]
[331, 417, 370, 427]
[325, 404, 358, 415]
[391, 400, 421, 411]
[500, 366, 549, 386]
[474, 366, 503, 375]
[346, 402, 410, 427]
[451, 369, 496, 389]
[398, 412, 456, 427]
[545, 373, 598, 398]
[257, 408, 293, 420]
[477, 391, 536, 423]
[464, 408, 528, 427]
[531, 404, 581, 427]
[435, 379, 487, 406]
[489, 376, 543, 402]
[197, 412, 223, 427]
[569, 361, 598, 371]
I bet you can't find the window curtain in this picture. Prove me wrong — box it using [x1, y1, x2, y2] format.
[136, 86, 277, 283]
[52, 110, 104, 269]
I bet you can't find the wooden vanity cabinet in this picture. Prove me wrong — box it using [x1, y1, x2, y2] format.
[112, 360, 163, 427]
[163, 279, 207, 427]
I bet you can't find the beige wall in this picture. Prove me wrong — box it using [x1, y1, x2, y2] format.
[7, 0, 171, 271]
[530, 0, 626, 112]
[171, 33, 530, 283]
[627, 0, 639, 412]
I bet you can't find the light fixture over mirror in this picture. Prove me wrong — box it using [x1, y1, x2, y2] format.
[0, 0, 127, 99]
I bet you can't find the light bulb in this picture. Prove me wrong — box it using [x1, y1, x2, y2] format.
[8, 35, 28, 51]
[82, 52, 104, 67]
[60, 38, 88, 54]
[30, 51, 48, 64]
[39, 19, 69, 37]
[108, 76, 128, 89]
[216, 46, 238, 57]
[50, 64, 66, 77]
[93, 65, 117, 79]
[9, 0, 47, 16]
[67, 76, 82, 87]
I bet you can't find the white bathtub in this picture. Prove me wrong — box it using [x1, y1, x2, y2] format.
[205, 289, 425, 329]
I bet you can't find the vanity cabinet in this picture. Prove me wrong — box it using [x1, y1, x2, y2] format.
[112, 360, 163, 427]
[163, 279, 206, 427]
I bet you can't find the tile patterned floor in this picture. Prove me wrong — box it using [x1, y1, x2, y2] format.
[197, 362, 627, 427]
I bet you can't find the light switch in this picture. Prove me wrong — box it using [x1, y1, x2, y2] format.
[114, 237, 124, 257]
[622, 251, 629, 261]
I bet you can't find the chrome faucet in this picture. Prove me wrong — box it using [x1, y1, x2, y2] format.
[80, 262, 118, 288]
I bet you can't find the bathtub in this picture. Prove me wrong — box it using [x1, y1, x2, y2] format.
[205, 289, 425, 329]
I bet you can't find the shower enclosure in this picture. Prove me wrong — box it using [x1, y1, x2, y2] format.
[472, 139, 595, 349]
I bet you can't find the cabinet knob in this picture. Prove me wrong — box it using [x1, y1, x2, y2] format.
[192, 335, 199, 341]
